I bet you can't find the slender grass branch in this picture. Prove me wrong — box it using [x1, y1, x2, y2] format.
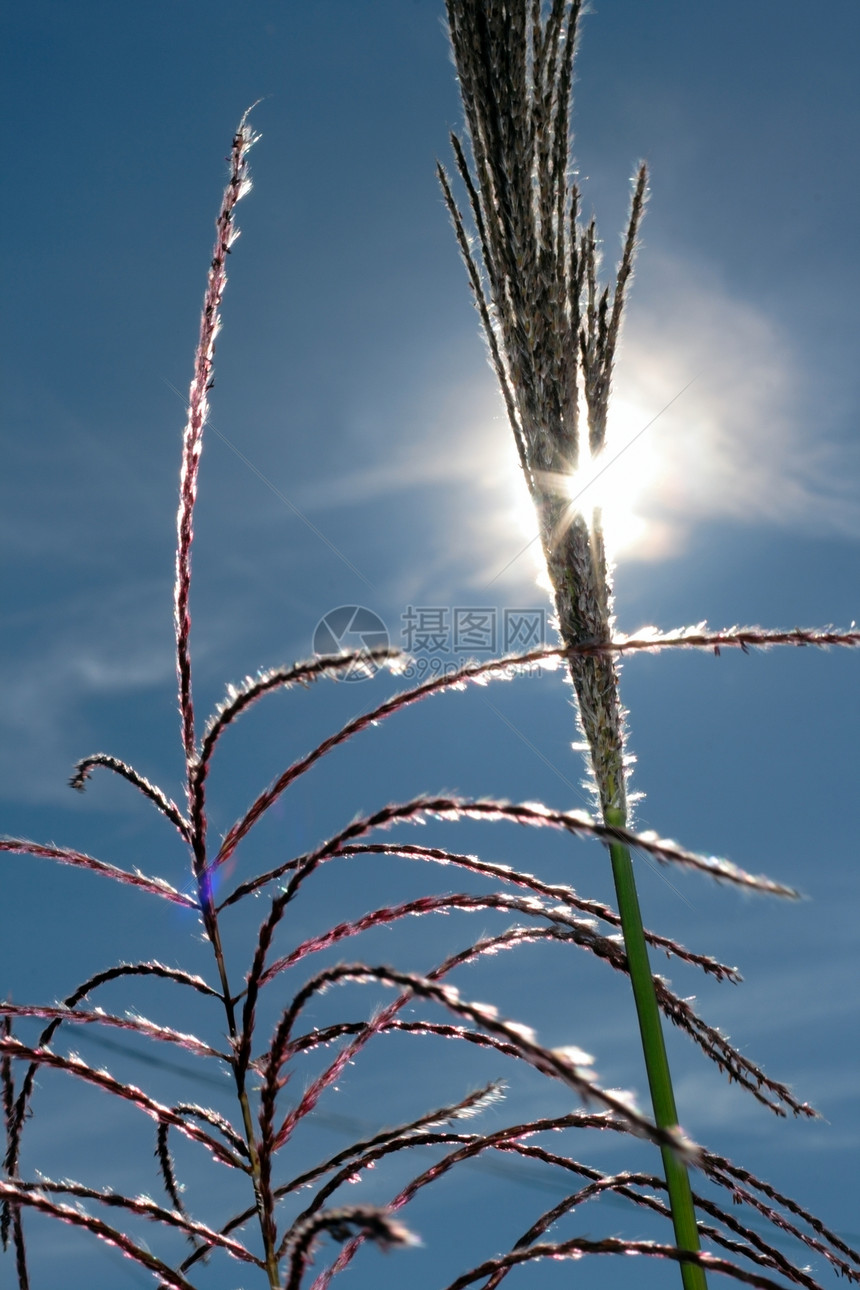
[170, 105, 281, 1290]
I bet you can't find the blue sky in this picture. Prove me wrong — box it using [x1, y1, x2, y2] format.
[2, 2, 859, 1287]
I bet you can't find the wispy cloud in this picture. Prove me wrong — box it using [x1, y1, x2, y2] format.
[288, 251, 860, 589]
[608, 251, 860, 558]
[0, 579, 175, 804]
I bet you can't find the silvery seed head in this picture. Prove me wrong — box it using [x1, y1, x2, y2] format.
[441, 0, 647, 814]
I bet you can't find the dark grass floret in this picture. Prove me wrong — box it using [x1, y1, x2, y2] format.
[69, 753, 191, 839]
[283, 1205, 417, 1290]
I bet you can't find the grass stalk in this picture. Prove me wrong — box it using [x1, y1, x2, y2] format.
[441, 1, 709, 1281]
[606, 806, 707, 1290]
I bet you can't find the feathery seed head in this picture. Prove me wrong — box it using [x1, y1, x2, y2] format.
[443, 1, 647, 812]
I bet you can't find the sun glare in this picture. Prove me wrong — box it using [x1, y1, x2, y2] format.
[565, 397, 662, 557]
[500, 394, 675, 590]
[502, 396, 671, 584]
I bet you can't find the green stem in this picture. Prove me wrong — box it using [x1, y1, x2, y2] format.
[604, 806, 707, 1290]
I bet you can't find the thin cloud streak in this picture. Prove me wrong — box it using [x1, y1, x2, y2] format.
[611, 252, 860, 557]
[288, 251, 860, 589]
[162, 378, 377, 592]
[0, 580, 175, 803]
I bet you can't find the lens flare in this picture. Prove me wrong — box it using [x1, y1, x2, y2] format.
[501, 396, 669, 580]
[565, 398, 663, 557]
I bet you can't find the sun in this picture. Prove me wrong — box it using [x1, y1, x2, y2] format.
[503, 396, 671, 578]
[563, 397, 662, 558]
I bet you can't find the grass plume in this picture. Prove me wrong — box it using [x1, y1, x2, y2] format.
[439, 0, 708, 1281]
